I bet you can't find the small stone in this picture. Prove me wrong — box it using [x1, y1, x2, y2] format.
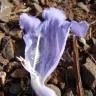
[77, 2, 90, 13]
[7, 30, 23, 39]
[33, 3, 42, 14]
[92, 38, 96, 45]
[11, 69, 28, 78]
[0, 23, 8, 33]
[0, 32, 5, 45]
[9, 61, 21, 68]
[81, 58, 96, 89]
[9, 83, 22, 95]
[0, 0, 13, 22]
[84, 90, 93, 96]
[0, 71, 6, 85]
[1, 36, 14, 60]
[47, 84, 61, 96]
[0, 53, 9, 65]
[5, 20, 23, 39]
[39, 0, 45, 5]
[59, 82, 65, 90]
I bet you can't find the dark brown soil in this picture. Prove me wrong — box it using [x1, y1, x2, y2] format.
[0, 0, 96, 96]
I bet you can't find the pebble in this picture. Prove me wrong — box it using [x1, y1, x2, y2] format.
[0, 53, 9, 65]
[32, 3, 43, 14]
[39, 0, 45, 5]
[84, 89, 93, 96]
[5, 20, 23, 39]
[0, 32, 5, 45]
[9, 83, 22, 95]
[92, 38, 96, 45]
[59, 82, 65, 90]
[1, 36, 14, 60]
[77, 2, 90, 13]
[11, 68, 28, 78]
[81, 58, 96, 89]
[7, 30, 23, 39]
[0, 0, 13, 22]
[47, 84, 61, 96]
[0, 71, 6, 85]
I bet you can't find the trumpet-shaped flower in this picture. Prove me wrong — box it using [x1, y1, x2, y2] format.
[19, 7, 89, 96]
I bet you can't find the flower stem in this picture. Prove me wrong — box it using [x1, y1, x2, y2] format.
[72, 36, 84, 96]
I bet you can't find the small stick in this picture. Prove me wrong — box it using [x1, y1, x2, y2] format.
[90, 20, 96, 25]
[72, 36, 84, 96]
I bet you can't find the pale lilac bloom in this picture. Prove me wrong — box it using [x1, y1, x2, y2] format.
[71, 20, 89, 37]
[19, 7, 89, 96]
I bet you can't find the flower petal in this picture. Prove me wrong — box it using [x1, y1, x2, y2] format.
[19, 13, 41, 34]
[42, 7, 66, 25]
[71, 20, 89, 37]
[19, 13, 42, 73]
[20, 8, 70, 83]
[35, 17, 70, 83]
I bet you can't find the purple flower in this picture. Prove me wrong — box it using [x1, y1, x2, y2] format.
[19, 7, 89, 96]
[71, 20, 89, 37]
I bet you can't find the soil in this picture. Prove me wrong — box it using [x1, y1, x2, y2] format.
[0, 0, 96, 96]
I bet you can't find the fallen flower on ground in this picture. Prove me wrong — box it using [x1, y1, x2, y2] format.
[18, 7, 89, 96]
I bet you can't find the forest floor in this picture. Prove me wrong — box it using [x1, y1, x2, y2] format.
[0, 0, 96, 96]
